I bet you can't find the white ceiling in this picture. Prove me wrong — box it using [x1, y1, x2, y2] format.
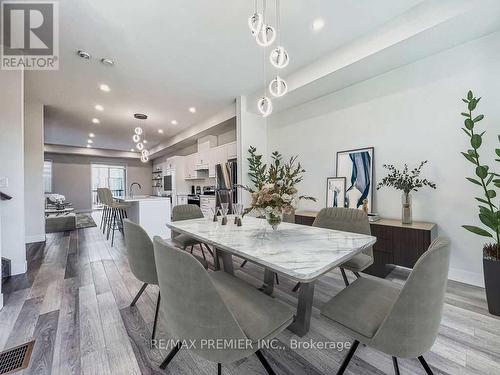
[27, 0, 424, 152]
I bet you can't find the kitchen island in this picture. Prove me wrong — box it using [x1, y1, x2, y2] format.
[116, 195, 171, 239]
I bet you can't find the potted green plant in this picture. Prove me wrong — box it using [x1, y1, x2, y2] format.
[460, 90, 500, 316]
[376, 161, 436, 224]
[240, 146, 316, 230]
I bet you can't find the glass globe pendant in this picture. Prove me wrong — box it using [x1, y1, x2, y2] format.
[257, 96, 273, 117]
[248, 12, 263, 36]
[134, 127, 143, 135]
[255, 24, 276, 47]
[269, 46, 289, 68]
[269, 76, 288, 97]
[141, 149, 149, 157]
[140, 154, 149, 163]
[136, 142, 144, 151]
[132, 134, 140, 143]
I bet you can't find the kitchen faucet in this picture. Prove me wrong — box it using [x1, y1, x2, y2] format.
[130, 182, 142, 198]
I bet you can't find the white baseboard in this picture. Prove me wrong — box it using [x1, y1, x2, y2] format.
[0, 293, 3, 310]
[449, 267, 484, 288]
[25, 234, 46, 243]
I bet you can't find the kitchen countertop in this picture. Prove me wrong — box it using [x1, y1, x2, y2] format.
[116, 195, 171, 202]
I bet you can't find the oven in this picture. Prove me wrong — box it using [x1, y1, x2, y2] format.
[187, 194, 200, 206]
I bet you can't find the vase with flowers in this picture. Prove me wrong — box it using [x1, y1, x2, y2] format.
[376, 161, 436, 224]
[241, 146, 316, 230]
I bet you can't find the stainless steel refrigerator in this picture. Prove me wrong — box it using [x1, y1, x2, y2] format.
[215, 159, 237, 210]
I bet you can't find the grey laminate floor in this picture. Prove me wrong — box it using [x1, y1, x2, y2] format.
[1, 212, 499, 375]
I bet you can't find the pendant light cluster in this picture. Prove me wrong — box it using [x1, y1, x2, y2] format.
[131, 114, 150, 162]
[249, 0, 289, 117]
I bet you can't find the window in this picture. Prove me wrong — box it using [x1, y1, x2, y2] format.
[91, 164, 126, 208]
[43, 160, 52, 193]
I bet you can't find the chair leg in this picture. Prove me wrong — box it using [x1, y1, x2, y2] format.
[240, 260, 247, 268]
[353, 271, 361, 278]
[111, 210, 117, 247]
[217, 363, 222, 375]
[159, 342, 181, 370]
[203, 243, 214, 257]
[336, 340, 359, 375]
[292, 282, 301, 292]
[255, 350, 276, 375]
[130, 283, 148, 306]
[152, 292, 160, 341]
[418, 356, 434, 375]
[275, 273, 279, 285]
[190, 245, 194, 254]
[392, 357, 400, 375]
[340, 268, 350, 286]
[200, 244, 207, 261]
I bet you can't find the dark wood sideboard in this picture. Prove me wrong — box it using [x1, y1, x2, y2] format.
[295, 211, 438, 278]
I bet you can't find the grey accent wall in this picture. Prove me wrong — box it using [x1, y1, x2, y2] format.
[45, 153, 152, 212]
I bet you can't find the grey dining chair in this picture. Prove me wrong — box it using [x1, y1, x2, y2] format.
[152, 236, 295, 375]
[172, 204, 213, 261]
[123, 219, 161, 340]
[292, 207, 373, 292]
[321, 237, 450, 375]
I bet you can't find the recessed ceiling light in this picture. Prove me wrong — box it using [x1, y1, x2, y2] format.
[99, 84, 110, 92]
[92, 118, 100, 124]
[143, 140, 148, 144]
[89, 133, 95, 138]
[189, 107, 196, 113]
[95, 104, 103, 111]
[130, 148, 135, 152]
[87, 144, 92, 148]
[134, 113, 148, 120]
[158, 129, 164, 134]
[87, 139, 93, 144]
[312, 18, 325, 32]
[101, 58, 114, 66]
[171, 120, 178, 125]
[77, 50, 91, 59]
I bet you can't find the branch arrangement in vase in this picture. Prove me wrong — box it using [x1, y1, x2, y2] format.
[240, 146, 316, 230]
[460, 90, 500, 261]
[376, 161, 436, 224]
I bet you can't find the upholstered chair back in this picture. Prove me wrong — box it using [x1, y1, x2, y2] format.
[372, 237, 450, 358]
[313, 207, 372, 258]
[153, 236, 250, 363]
[123, 219, 158, 285]
[172, 204, 204, 222]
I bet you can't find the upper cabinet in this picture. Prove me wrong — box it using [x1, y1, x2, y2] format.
[181, 140, 237, 181]
[226, 141, 237, 159]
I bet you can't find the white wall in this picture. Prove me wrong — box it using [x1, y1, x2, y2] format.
[237, 96, 268, 206]
[267, 31, 500, 287]
[0, 70, 26, 279]
[24, 101, 45, 243]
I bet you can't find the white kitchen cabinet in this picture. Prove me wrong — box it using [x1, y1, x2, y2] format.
[177, 195, 188, 205]
[200, 196, 216, 217]
[208, 145, 226, 178]
[226, 141, 237, 159]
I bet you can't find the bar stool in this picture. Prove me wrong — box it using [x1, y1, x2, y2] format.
[101, 188, 129, 246]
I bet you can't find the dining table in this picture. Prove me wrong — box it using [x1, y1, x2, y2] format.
[166, 215, 377, 336]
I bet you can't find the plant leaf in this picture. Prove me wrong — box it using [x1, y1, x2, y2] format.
[496, 148, 500, 157]
[467, 91, 473, 100]
[466, 177, 482, 186]
[473, 114, 484, 122]
[461, 112, 470, 117]
[463, 225, 493, 237]
[464, 119, 474, 130]
[461, 152, 476, 164]
[471, 134, 482, 149]
[487, 189, 497, 199]
[476, 166, 488, 179]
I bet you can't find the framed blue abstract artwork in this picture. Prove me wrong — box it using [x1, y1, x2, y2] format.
[336, 147, 374, 212]
[326, 177, 346, 208]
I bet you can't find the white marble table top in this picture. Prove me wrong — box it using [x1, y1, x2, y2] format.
[166, 216, 377, 282]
